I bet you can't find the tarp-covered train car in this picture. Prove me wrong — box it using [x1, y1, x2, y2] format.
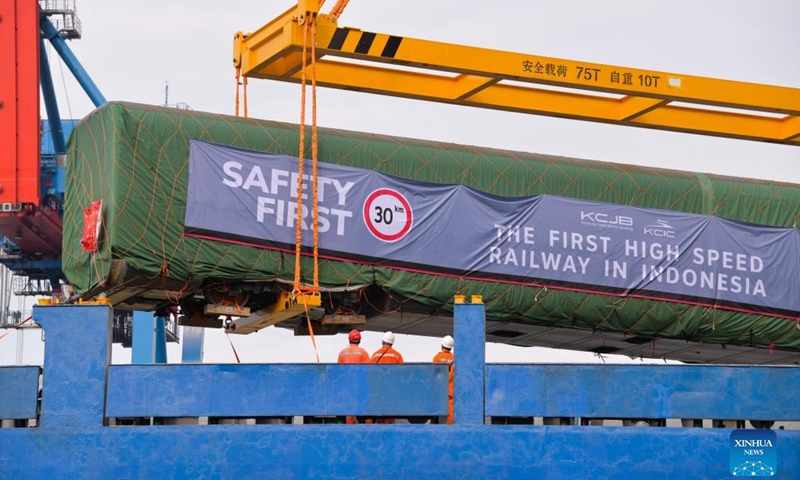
[64, 102, 800, 362]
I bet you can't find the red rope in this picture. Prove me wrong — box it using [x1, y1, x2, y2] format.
[16, 316, 33, 328]
[303, 300, 320, 363]
[225, 331, 241, 363]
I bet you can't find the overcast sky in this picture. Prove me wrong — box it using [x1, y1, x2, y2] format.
[1, 0, 798, 366]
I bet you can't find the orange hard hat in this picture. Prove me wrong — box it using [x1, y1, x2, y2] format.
[348, 329, 362, 343]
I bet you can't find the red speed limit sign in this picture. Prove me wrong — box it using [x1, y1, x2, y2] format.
[363, 189, 413, 242]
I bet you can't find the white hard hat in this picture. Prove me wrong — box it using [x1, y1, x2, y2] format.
[442, 335, 454, 350]
[382, 331, 396, 345]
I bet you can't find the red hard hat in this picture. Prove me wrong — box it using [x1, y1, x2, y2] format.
[348, 329, 361, 342]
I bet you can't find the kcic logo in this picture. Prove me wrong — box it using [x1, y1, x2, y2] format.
[643, 219, 675, 238]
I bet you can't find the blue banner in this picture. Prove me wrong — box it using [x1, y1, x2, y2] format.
[185, 140, 800, 319]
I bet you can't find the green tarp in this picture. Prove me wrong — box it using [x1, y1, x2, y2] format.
[65, 102, 800, 351]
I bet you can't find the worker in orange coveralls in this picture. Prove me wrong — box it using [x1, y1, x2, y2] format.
[338, 329, 370, 364]
[370, 331, 404, 423]
[338, 329, 370, 424]
[432, 335, 455, 424]
[371, 331, 404, 364]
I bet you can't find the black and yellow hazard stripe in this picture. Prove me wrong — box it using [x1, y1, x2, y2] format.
[327, 28, 403, 58]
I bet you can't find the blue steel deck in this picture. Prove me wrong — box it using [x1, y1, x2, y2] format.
[486, 364, 800, 420]
[107, 363, 448, 418]
[0, 366, 39, 420]
[0, 304, 798, 479]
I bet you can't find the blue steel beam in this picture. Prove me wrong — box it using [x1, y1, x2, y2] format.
[0, 256, 64, 290]
[35, 305, 111, 428]
[454, 299, 485, 425]
[486, 364, 800, 421]
[0, 366, 40, 420]
[41, 118, 78, 202]
[107, 363, 449, 418]
[154, 316, 167, 362]
[40, 119, 78, 157]
[131, 311, 167, 364]
[38, 40, 66, 155]
[0, 259, 62, 270]
[1, 425, 798, 478]
[39, 16, 106, 107]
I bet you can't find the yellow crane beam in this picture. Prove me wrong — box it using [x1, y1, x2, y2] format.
[233, 1, 800, 145]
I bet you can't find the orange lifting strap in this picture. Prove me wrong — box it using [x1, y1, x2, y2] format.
[234, 67, 240, 116]
[233, 10, 323, 295]
[234, 2, 349, 362]
[234, 67, 249, 117]
[328, 0, 350, 19]
[292, 14, 321, 297]
[294, 13, 322, 363]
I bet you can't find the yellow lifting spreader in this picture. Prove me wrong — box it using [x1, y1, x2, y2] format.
[234, 0, 799, 145]
[227, 291, 322, 335]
